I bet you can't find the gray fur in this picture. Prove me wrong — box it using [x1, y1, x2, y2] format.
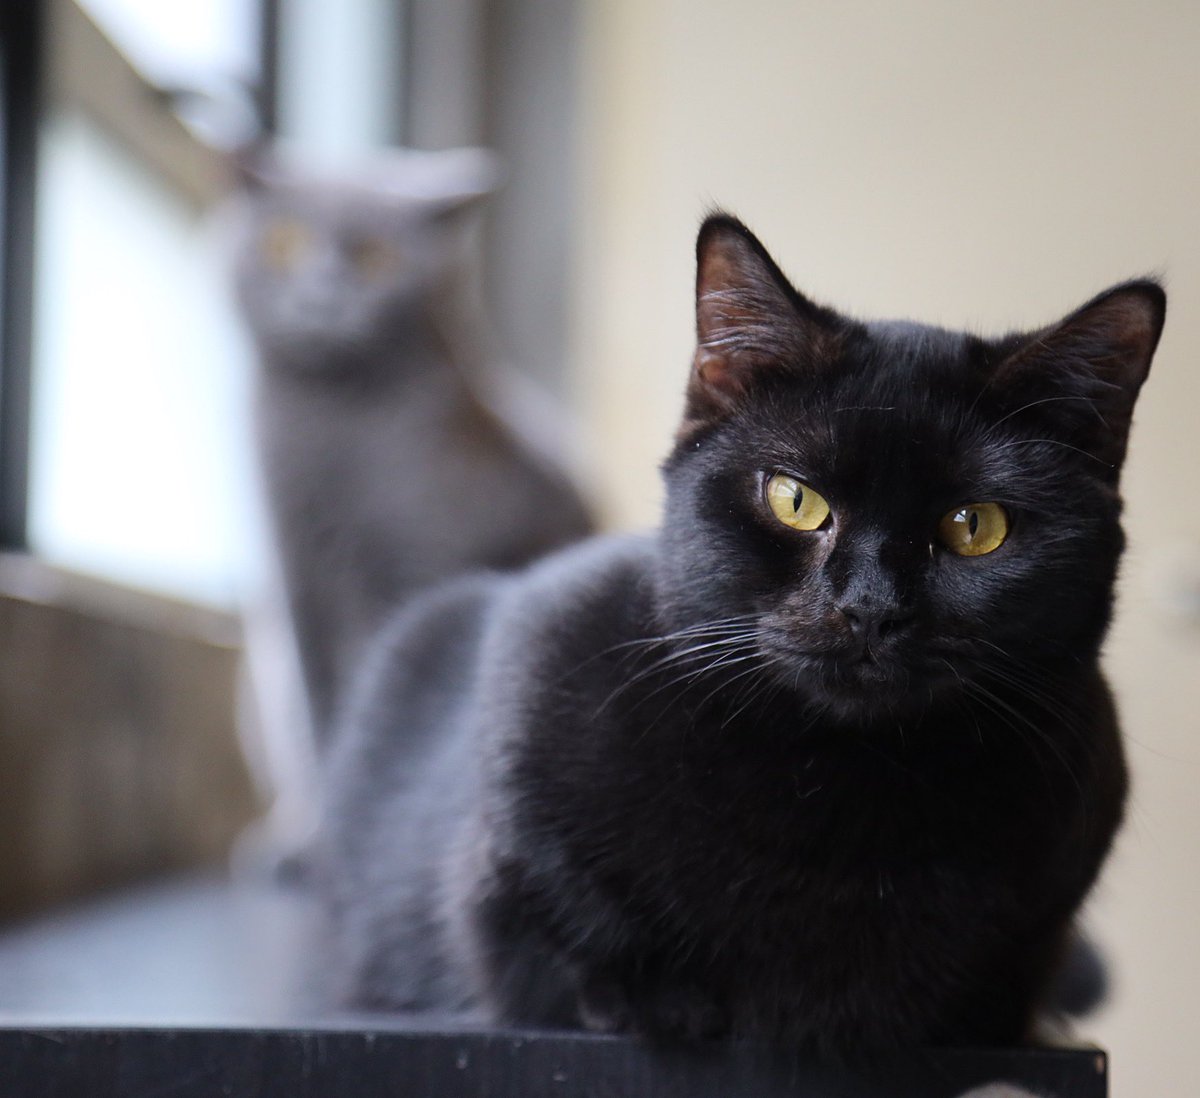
[230, 145, 593, 747]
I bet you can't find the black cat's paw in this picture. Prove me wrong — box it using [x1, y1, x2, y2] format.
[575, 973, 727, 1044]
[576, 972, 634, 1034]
[637, 982, 729, 1044]
[952, 1087, 1042, 1098]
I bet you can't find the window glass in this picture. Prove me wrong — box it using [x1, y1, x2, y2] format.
[277, 0, 403, 156]
[25, 0, 408, 607]
[77, 0, 259, 84]
[28, 110, 257, 607]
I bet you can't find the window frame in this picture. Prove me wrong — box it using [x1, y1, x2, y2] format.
[0, 0, 277, 555]
[0, 0, 42, 549]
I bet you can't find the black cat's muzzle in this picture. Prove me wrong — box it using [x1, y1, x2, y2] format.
[760, 623, 939, 721]
[816, 648, 913, 709]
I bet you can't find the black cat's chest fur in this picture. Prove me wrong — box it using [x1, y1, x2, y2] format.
[540, 685, 1104, 924]
[477, 556, 1123, 1052]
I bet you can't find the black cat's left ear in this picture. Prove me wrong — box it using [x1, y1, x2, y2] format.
[683, 215, 842, 436]
[992, 279, 1165, 469]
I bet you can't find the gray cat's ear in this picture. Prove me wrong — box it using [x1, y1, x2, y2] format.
[232, 141, 288, 192]
[993, 279, 1165, 469]
[685, 214, 841, 433]
[377, 147, 501, 216]
[431, 147, 501, 214]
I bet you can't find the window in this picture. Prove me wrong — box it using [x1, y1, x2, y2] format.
[4, 0, 580, 607]
[22, 0, 264, 607]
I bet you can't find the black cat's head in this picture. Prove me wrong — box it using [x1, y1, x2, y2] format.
[658, 214, 1164, 724]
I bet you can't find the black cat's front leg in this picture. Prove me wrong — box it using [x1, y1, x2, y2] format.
[465, 856, 729, 1043]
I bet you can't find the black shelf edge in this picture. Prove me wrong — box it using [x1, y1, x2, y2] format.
[0, 1023, 1107, 1098]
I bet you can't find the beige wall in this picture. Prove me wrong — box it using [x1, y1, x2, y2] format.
[569, 3, 1200, 1093]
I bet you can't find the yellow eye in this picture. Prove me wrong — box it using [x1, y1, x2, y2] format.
[938, 503, 1010, 557]
[765, 473, 831, 531]
[261, 218, 310, 269]
[349, 237, 398, 280]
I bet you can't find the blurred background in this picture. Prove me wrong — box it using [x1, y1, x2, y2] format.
[0, 1, 1197, 1094]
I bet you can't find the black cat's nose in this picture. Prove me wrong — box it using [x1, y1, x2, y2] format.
[839, 604, 915, 648]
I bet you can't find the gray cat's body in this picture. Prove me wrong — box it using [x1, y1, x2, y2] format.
[232, 145, 592, 752]
[252, 324, 593, 743]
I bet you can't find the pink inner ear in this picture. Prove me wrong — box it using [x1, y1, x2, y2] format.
[1093, 293, 1161, 366]
[680, 217, 846, 440]
[694, 230, 799, 377]
[1012, 283, 1165, 394]
[696, 242, 748, 317]
[695, 227, 781, 347]
[693, 347, 741, 399]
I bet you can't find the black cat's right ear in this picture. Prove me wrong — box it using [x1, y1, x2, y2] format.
[685, 215, 841, 435]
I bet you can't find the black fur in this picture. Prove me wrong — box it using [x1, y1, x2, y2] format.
[319, 214, 1163, 1060]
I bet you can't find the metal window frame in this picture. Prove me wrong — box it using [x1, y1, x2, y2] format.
[401, 0, 581, 393]
[0, 0, 572, 555]
[0, 0, 278, 555]
[0, 0, 42, 550]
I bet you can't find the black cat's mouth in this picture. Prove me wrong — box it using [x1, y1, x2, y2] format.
[760, 635, 960, 722]
[810, 652, 915, 709]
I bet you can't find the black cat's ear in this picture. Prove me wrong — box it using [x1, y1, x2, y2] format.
[685, 215, 841, 435]
[992, 280, 1165, 469]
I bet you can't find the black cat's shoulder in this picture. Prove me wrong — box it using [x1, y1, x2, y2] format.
[335, 533, 657, 763]
[484, 533, 660, 664]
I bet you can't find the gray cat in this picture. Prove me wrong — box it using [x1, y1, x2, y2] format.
[230, 144, 593, 762]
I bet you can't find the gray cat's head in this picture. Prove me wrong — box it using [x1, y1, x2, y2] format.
[230, 144, 497, 369]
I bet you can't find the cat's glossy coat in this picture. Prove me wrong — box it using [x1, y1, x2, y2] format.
[320, 214, 1162, 1058]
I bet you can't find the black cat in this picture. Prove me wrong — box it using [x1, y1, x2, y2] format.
[318, 214, 1163, 1060]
